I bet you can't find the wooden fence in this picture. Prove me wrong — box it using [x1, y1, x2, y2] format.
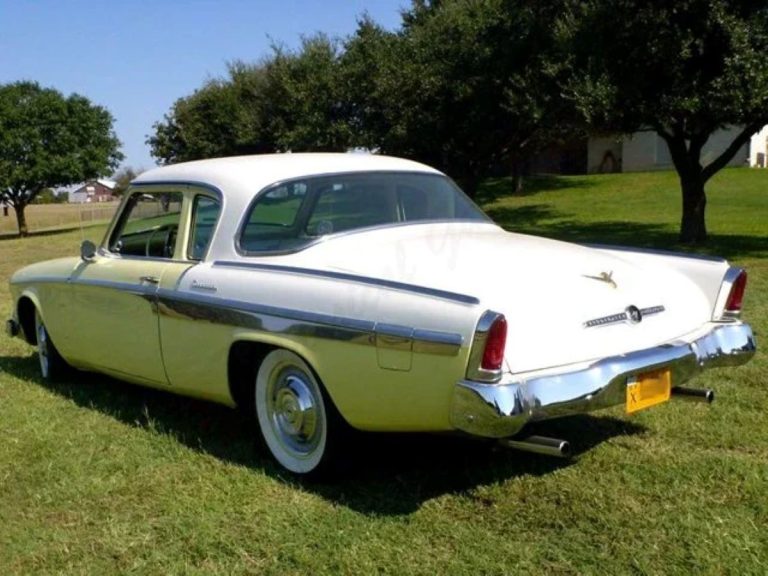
[0, 202, 120, 235]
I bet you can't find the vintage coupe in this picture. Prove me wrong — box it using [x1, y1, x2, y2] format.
[6, 154, 756, 475]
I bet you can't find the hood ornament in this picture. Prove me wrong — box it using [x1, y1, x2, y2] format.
[583, 270, 617, 289]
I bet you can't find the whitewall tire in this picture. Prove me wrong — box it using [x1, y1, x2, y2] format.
[255, 349, 334, 475]
[34, 309, 68, 380]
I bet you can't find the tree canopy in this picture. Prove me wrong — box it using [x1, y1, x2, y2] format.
[564, 0, 768, 242]
[148, 36, 351, 164]
[149, 1, 572, 194]
[148, 0, 768, 242]
[343, 1, 575, 192]
[0, 81, 123, 236]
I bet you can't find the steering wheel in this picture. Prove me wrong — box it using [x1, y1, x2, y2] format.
[145, 224, 178, 257]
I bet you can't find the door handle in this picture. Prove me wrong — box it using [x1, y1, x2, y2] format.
[139, 275, 160, 285]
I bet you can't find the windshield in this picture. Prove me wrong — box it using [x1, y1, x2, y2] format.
[239, 171, 489, 253]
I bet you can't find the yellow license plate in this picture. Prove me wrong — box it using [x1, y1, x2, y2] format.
[626, 369, 672, 414]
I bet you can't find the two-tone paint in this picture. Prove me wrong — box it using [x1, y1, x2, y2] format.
[7, 153, 757, 443]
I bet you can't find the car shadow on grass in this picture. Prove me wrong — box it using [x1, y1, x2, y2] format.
[2, 352, 646, 516]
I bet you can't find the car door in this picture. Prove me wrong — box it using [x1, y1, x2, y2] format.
[67, 189, 193, 386]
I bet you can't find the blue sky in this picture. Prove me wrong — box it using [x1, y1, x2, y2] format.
[0, 0, 405, 173]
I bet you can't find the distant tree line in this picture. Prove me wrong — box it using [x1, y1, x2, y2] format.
[147, 1, 765, 243]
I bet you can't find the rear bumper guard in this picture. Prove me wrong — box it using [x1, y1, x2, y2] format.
[450, 322, 756, 438]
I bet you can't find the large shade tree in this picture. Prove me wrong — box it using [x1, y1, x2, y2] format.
[148, 63, 275, 165]
[148, 36, 351, 164]
[343, 0, 574, 194]
[564, 0, 768, 243]
[264, 35, 353, 152]
[149, 1, 574, 195]
[0, 81, 123, 236]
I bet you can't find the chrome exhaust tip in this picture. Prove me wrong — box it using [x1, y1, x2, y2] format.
[499, 435, 572, 458]
[671, 386, 715, 403]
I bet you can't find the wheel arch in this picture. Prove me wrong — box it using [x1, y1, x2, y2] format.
[226, 335, 350, 425]
[227, 339, 274, 413]
[17, 292, 42, 345]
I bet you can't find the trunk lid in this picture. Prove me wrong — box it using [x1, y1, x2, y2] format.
[291, 223, 712, 373]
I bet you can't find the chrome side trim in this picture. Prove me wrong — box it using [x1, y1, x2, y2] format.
[156, 289, 463, 355]
[13, 275, 463, 355]
[465, 310, 504, 383]
[451, 321, 756, 439]
[212, 261, 480, 305]
[713, 266, 744, 320]
[374, 323, 413, 352]
[70, 277, 156, 296]
[9, 276, 69, 286]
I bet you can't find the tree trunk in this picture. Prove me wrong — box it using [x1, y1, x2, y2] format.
[659, 130, 709, 244]
[14, 203, 29, 237]
[511, 158, 525, 194]
[679, 177, 707, 244]
[456, 175, 481, 198]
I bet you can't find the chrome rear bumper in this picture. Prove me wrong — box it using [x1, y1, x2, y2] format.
[450, 322, 756, 438]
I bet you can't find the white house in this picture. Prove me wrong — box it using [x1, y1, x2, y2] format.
[587, 125, 768, 173]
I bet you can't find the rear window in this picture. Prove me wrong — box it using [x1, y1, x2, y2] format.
[239, 172, 487, 254]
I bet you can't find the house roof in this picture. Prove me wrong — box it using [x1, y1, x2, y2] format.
[96, 179, 117, 189]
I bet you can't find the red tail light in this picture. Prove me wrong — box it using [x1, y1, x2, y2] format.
[725, 270, 747, 312]
[481, 316, 507, 371]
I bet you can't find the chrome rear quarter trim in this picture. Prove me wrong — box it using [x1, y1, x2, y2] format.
[157, 289, 464, 355]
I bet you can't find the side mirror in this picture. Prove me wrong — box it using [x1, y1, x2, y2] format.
[80, 240, 97, 261]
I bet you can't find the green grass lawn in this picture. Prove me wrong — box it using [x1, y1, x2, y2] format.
[1, 168, 766, 574]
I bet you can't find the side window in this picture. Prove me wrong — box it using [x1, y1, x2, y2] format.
[188, 195, 222, 260]
[109, 192, 183, 258]
[240, 182, 309, 252]
[306, 182, 395, 236]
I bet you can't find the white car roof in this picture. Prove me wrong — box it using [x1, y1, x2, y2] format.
[135, 153, 441, 197]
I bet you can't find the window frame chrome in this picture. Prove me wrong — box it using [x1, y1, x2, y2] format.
[186, 192, 223, 262]
[98, 181, 224, 264]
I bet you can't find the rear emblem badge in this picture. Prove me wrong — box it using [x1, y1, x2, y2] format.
[626, 305, 643, 324]
[583, 271, 617, 289]
[583, 305, 664, 328]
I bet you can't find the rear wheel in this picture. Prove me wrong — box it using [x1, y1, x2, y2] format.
[255, 349, 340, 475]
[34, 309, 68, 381]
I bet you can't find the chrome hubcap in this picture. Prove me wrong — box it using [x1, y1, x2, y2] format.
[268, 369, 321, 457]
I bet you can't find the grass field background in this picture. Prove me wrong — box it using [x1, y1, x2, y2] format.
[0, 202, 119, 236]
[0, 168, 765, 574]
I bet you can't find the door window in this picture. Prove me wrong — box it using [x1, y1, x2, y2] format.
[109, 192, 184, 258]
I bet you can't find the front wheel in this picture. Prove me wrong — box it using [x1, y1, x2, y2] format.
[34, 309, 68, 380]
[255, 349, 339, 475]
